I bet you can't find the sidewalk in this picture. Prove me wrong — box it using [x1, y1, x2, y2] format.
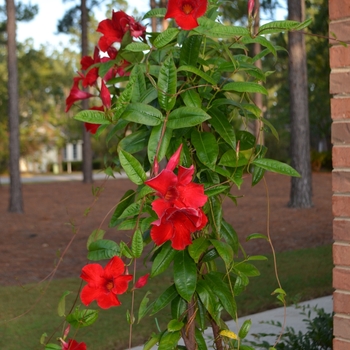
[128, 295, 333, 350]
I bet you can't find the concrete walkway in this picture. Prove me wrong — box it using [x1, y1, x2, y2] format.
[127, 295, 333, 350]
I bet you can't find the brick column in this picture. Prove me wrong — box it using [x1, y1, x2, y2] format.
[330, 2, 350, 349]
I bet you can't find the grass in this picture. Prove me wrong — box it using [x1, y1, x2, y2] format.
[0, 245, 332, 350]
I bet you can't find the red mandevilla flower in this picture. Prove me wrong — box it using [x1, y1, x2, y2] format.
[61, 339, 87, 350]
[65, 76, 94, 112]
[134, 273, 150, 289]
[145, 145, 208, 250]
[80, 256, 133, 309]
[165, 0, 208, 30]
[97, 10, 146, 52]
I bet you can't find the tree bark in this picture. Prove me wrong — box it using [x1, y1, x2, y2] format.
[150, 0, 157, 31]
[81, 0, 93, 183]
[287, 0, 313, 208]
[6, 0, 23, 213]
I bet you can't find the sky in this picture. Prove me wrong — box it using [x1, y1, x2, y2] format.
[16, 0, 151, 50]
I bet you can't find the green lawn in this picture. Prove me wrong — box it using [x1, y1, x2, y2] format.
[0, 245, 332, 350]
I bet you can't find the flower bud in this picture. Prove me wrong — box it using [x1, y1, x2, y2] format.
[248, 0, 254, 17]
[134, 273, 150, 289]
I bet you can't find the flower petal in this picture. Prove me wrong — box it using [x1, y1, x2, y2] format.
[80, 284, 103, 306]
[80, 264, 104, 287]
[151, 198, 172, 219]
[103, 256, 125, 280]
[177, 182, 207, 208]
[166, 144, 183, 171]
[96, 291, 121, 309]
[150, 219, 174, 246]
[112, 274, 133, 294]
[145, 169, 177, 197]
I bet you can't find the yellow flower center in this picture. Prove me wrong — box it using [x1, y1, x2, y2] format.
[182, 3, 193, 14]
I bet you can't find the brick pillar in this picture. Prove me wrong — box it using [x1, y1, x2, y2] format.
[330, 2, 350, 349]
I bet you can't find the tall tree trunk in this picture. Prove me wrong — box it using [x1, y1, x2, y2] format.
[150, 0, 157, 31]
[81, 0, 93, 183]
[6, 0, 23, 213]
[287, 0, 312, 208]
[253, 0, 264, 145]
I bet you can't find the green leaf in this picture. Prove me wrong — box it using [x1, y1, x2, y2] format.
[234, 262, 260, 277]
[258, 19, 312, 35]
[118, 129, 150, 154]
[238, 319, 252, 339]
[86, 229, 106, 250]
[87, 239, 120, 261]
[66, 307, 99, 328]
[167, 319, 184, 332]
[154, 28, 179, 48]
[151, 242, 178, 277]
[99, 60, 115, 78]
[74, 110, 111, 124]
[179, 35, 202, 67]
[151, 284, 178, 315]
[252, 158, 301, 177]
[196, 280, 220, 324]
[205, 272, 237, 319]
[109, 190, 135, 227]
[130, 65, 147, 103]
[173, 250, 197, 302]
[204, 184, 230, 197]
[223, 82, 268, 95]
[143, 334, 161, 350]
[246, 233, 269, 241]
[167, 106, 211, 129]
[219, 150, 249, 167]
[132, 229, 143, 258]
[148, 123, 172, 165]
[171, 295, 187, 320]
[221, 220, 239, 254]
[207, 23, 250, 37]
[159, 331, 181, 350]
[182, 89, 202, 108]
[120, 241, 134, 258]
[138, 291, 151, 323]
[121, 103, 163, 126]
[237, 130, 256, 150]
[125, 42, 150, 52]
[207, 196, 222, 235]
[119, 201, 141, 219]
[208, 108, 236, 150]
[119, 150, 147, 185]
[252, 145, 267, 186]
[45, 344, 62, 350]
[247, 255, 268, 261]
[57, 291, 71, 317]
[188, 237, 210, 263]
[112, 77, 135, 121]
[143, 7, 166, 19]
[158, 55, 177, 111]
[210, 239, 233, 267]
[178, 65, 217, 85]
[140, 86, 158, 104]
[191, 130, 218, 170]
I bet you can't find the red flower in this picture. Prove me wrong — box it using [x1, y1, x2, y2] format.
[134, 273, 150, 289]
[97, 11, 146, 52]
[100, 80, 111, 108]
[81, 47, 101, 87]
[61, 339, 87, 350]
[165, 0, 208, 30]
[80, 256, 133, 309]
[65, 76, 94, 112]
[145, 145, 208, 250]
[248, 0, 255, 17]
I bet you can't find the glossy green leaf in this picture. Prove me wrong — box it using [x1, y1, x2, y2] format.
[207, 196, 222, 235]
[119, 150, 147, 185]
[143, 7, 166, 19]
[196, 280, 220, 324]
[151, 284, 178, 315]
[112, 76, 135, 121]
[242, 36, 277, 57]
[154, 28, 179, 48]
[208, 108, 236, 150]
[219, 150, 249, 167]
[57, 290, 71, 317]
[151, 241, 178, 277]
[131, 229, 143, 258]
[178, 65, 217, 85]
[258, 19, 312, 35]
[239, 319, 252, 339]
[252, 158, 301, 177]
[66, 307, 99, 328]
[74, 110, 111, 124]
[87, 239, 120, 261]
[109, 190, 135, 227]
[140, 86, 158, 104]
[173, 250, 197, 302]
[158, 55, 177, 111]
[125, 42, 150, 52]
[208, 23, 250, 37]
[179, 35, 202, 67]
[121, 103, 163, 126]
[247, 255, 268, 261]
[167, 319, 184, 332]
[45, 344, 62, 350]
[130, 64, 147, 103]
[234, 262, 260, 277]
[86, 229, 106, 250]
[220, 220, 239, 254]
[159, 331, 181, 350]
[98, 60, 114, 78]
[118, 129, 150, 154]
[223, 82, 268, 95]
[205, 272, 237, 319]
[119, 201, 141, 219]
[182, 89, 202, 108]
[138, 291, 151, 323]
[188, 237, 210, 263]
[171, 295, 187, 320]
[246, 233, 269, 241]
[191, 130, 218, 170]
[204, 184, 230, 197]
[167, 106, 211, 129]
[148, 124, 173, 165]
[237, 130, 256, 150]
[210, 239, 233, 267]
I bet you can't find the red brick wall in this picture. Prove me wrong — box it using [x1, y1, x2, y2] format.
[330, 1, 350, 349]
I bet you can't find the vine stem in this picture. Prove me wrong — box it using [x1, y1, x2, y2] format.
[181, 298, 197, 350]
[210, 316, 223, 350]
